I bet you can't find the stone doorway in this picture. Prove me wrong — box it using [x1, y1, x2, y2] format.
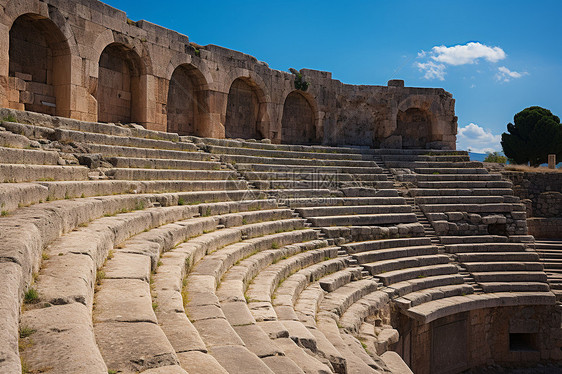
[167, 65, 207, 136]
[96, 43, 144, 124]
[9, 14, 71, 117]
[396, 107, 433, 148]
[225, 78, 261, 139]
[281, 91, 317, 144]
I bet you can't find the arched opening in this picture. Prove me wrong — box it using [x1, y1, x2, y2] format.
[167, 65, 205, 136]
[225, 78, 261, 139]
[281, 91, 317, 144]
[96, 43, 144, 124]
[9, 13, 71, 116]
[396, 108, 433, 148]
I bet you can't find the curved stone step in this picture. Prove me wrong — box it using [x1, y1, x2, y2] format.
[0, 146, 60, 165]
[82, 142, 212, 161]
[479, 282, 551, 293]
[220, 153, 379, 168]
[403, 292, 556, 324]
[317, 316, 381, 373]
[463, 261, 544, 272]
[456, 252, 540, 262]
[342, 237, 432, 254]
[236, 162, 383, 174]
[445, 242, 527, 253]
[246, 246, 339, 321]
[105, 156, 221, 170]
[410, 188, 514, 197]
[286, 196, 406, 208]
[319, 279, 379, 317]
[417, 180, 512, 189]
[376, 264, 458, 286]
[363, 254, 451, 276]
[415, 173, 502, 181]
[384, 274, 465, 298]
[197, 136, 376, 155]
[308, 213, 417, 227]
[0, 164, 88, 182]
[352, 245, 438, 264]
[472, 271, 548, 283]
[243, 170, 388, 182]
[53, 127, 196, 152]
[19, 303, 107, 374]
[274, 258, 349, 308]
[338, 290, 390, 334]
[106, 168, 237, 181]
[394, 284, 474, 309]
[414, 195, 505, 204]
[296, 205, 412, 218]
[414, 167, 487, 174]
[207, 144, 376, 161]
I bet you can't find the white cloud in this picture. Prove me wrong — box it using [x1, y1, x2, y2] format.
[429, 42, 506, 65]
[416, 42, 507, 80]
[416, 61, 446, 80]
[495, 66, 528, 82]
[457, 123, 502, 153]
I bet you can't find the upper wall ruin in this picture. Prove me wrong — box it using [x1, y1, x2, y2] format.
[0, 0, 458, 149]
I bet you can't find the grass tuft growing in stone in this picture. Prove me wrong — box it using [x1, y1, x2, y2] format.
[24, 287, 39, 304]
[19, 326, 36, 338]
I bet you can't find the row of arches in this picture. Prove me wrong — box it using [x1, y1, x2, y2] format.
[7, 13, 320, 143]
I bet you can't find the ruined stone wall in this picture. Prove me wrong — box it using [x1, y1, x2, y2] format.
[394, 305, 562, 374]
[0, 0, 457, 148]
[501, 171, 562, 239]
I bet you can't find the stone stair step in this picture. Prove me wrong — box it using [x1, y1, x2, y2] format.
[410, 188, 514, 197]
[342, 237, 432, 254]
[296, 205, 412, 217]
[456, 252, 540, 262]
[445, 242, 527, 253]
[375, 264, 458, 286]
[463, 261, 544, 272]
[415, 173, 503, 181]
[395, 284, 475, 309]
[285, 196, 406, 208]
[472, 271, 548, 283]
[236, 162, 383, 174]
[319, 279, 379, 317]
[479, 282, 551, 293]
[352, 245, 438, 264]
[0, 164, 89, 182]
[105, 156, 221, 170]
[417, 180, 512, 189]
[81, 142, 212, 161]
[414, 167, 488, 174]
[384, 274, 466, 298]
[0, 146, 61, 165]
[403, 292, 556, 324]
[363, 254, 451, 276]
[308, 213, 417, 227]
[105, 168, 237, 181]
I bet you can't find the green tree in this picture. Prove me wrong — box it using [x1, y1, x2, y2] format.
[501, 106, 562, 166]
[483, 151, 507, 164]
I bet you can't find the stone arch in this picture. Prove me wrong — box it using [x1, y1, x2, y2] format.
[166, 63, 208, 136]
[8, 13, 72, 116]
[395, 107, 433, 149]
[96, 42, 146, 124]
[224, 77, 268, 139]
[281, 90, 319, 144]
[395, 96, 438, 149]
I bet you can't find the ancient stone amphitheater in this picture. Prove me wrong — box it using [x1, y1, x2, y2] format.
[1, 1, 561, 374]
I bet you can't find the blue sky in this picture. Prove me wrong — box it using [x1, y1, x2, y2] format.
[104, 0, 562, 153]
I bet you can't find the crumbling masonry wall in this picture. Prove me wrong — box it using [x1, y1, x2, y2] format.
[0, 0, 457, 148]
